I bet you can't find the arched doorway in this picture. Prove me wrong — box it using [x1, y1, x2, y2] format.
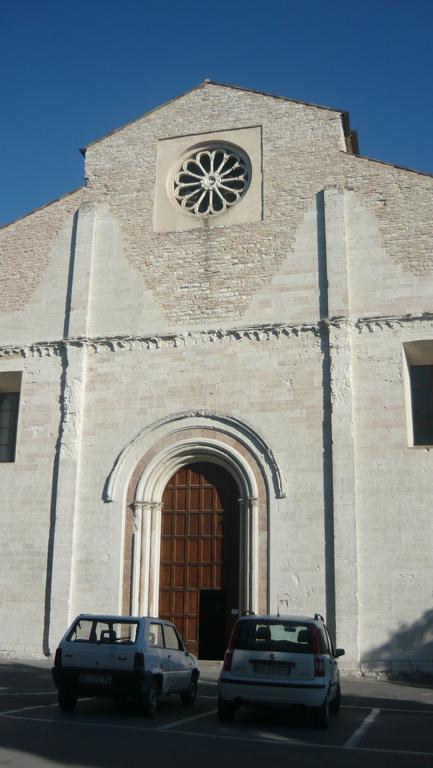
[159, 462, 239, 659]
[118, 414, 281, 645]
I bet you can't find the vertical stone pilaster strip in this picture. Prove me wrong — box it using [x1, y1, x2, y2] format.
[66, 202, 97, 339]
[323, 187, 359, 664]
[131, 503, 143, 615]
[248, 496, 259, 615]
[238, 496, 259, 615]
[238, 499, 247, 613]
[47, 203, 97, 652]
[148, 502, 163, 616]
[139, 501, 153, 616]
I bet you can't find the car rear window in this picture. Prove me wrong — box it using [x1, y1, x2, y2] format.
[236, 620, 314, 654]
[67, 619, 139, 644]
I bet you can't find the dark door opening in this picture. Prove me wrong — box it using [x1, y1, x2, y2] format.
[159, 462, 239, 659]
[199, 589, 227, 660]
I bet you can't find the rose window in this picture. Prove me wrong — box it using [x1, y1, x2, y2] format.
[173, 147, 249, 216]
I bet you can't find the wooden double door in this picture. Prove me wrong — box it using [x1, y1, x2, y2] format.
[159, 462, 239, 659]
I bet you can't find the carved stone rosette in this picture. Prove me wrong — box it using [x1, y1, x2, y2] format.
[174, 147, 249, 216]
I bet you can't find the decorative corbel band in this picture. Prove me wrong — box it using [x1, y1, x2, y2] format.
[2, 312, 433, 358]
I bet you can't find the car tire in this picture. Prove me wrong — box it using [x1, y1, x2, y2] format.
[181, 679, 197, 706]
[329, 683, 341, 714]
[142, 681, 159, 717]
[58, 688, 77, 713]
[314, 692, 330, 729]
[217, 696, 235, 723]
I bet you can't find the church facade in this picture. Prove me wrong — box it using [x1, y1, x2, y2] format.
[1, 82, 433, 674]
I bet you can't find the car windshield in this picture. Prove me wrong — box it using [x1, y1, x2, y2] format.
[236, 620, 314, 653]
[67, 619, 139, 644]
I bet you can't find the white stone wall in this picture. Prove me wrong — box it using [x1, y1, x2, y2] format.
[353, 322, 433, 671]
[0, 353, 62, 656]
[71, 333, 326, 617]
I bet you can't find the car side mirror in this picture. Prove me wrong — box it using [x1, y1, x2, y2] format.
[335, 648, 345, 657]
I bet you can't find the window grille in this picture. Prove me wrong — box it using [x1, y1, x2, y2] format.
[0, 392, 19, 462]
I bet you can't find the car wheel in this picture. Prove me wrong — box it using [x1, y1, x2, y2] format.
[217, 696, 235, 723]
[314, 692, 330, 729]
[58, 688, 77, 713]
[142, 681, 159, 717]
[181, 679, 197, 706]
[330, 683, 341, 714]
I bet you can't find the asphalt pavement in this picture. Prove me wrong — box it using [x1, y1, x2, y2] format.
[0, 658, 433, 767]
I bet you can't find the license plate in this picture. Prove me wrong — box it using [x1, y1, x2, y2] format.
[79, 673, 112, 685]
[253, 662, 292, 676]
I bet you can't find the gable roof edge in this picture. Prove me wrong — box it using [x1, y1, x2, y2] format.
[79, 80, 351, 155]
[345, 151, 433, 180]
[0, 186, 84, 231]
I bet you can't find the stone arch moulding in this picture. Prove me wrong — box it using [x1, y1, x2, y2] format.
[103, 411, 286, 618]
[104, 410, 286, 504]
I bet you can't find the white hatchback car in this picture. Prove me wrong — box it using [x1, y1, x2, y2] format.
[218, 613, 344, 728]
[52, 614, 199, 716]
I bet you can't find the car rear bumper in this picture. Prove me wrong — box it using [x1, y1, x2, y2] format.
[52, 666, 152, 698]
[218, 674, 328, 708]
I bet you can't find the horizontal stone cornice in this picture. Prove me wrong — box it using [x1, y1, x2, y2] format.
[2, 312, 433, 358]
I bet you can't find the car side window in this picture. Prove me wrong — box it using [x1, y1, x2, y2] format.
[319, 626, 331, 654]
[149, 623, 164, 648]
[324, 626, 335, 656]
[163, 624, 183, 651]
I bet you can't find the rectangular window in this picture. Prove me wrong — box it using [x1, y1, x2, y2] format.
[0, 371, 22, 462]
[409, 364, 433, 445]
[0, 393, 19, 461]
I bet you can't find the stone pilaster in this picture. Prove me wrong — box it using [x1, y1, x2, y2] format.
[238, 496, 259, 614]
[47, 203, 97, 651]
[323, 188, 359, 662]
[130, 502, 144, 615]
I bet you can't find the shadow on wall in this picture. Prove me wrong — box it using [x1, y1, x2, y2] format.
[361, 608, 433, 682]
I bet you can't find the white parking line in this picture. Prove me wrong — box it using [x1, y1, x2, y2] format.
[344, 708, 380, 748]
[0, 691, 56, 697]
[342, 704, 433, 714]
[1, 710, 433, 758]
[159, 708, 217, 730]
[0, 713, 164, 732]
[162, 727, 433, 757]
[0, 703, 58, 716]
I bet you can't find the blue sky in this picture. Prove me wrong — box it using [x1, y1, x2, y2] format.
[1, 0, 432, 226]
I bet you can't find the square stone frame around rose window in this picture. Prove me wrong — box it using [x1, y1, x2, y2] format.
[153, 125, 263, 233]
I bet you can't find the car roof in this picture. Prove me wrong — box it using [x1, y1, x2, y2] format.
[74, 614, 169, 623]
[237, 614, 323, 623]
